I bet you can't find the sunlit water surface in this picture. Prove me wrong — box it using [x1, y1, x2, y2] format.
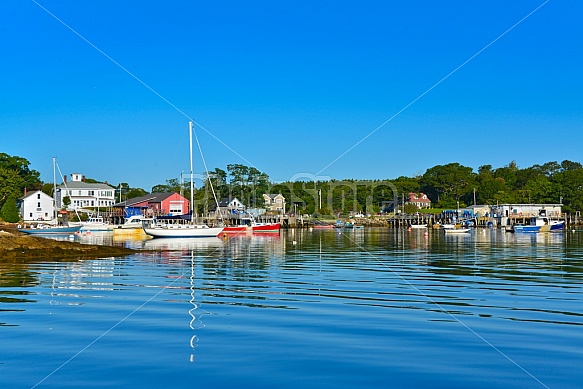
[1, 228, 582, 388]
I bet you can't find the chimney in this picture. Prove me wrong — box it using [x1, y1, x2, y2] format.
[24, 188, 27, 196]
[64, 175, 67, 183]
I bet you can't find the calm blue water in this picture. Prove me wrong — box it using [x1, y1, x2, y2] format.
[1, 228, 583, 388]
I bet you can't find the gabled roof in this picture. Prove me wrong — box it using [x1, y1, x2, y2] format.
[263, 193, 285, 199]
[20, 190, 52, 200]
[57, 181, 114, 190]
[218, 197, 241, 207]
[113, 192, 177, 207]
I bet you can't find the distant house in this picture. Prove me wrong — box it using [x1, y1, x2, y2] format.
[18, 190, 54, 221]
[55, 173, 115, 210]
[263, 193, 286, 213]
[218, 197, 245, 212]
[406, 192, 431, 209]
[113, 192, 189, 217]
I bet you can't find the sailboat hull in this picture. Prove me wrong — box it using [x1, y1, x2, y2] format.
[144, 225, 224, 238]
[19, 226, 81, 235]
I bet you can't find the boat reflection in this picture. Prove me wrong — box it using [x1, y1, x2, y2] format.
[142, 237, 225, 251]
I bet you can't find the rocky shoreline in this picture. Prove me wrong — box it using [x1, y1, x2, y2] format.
[0, 226, 136, 262]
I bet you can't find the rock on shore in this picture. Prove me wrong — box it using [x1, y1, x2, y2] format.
[0, 229, 135, 261]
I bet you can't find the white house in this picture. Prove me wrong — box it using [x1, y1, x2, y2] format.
[18, 190, 54, 221]
[406, 192, 431, 209]
[55, 173, 116, 210]
[263, 194, 286, 213]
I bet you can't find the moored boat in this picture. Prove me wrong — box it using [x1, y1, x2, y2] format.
[513, 216, 564, 233]
[19, 224, 81, 235]
[80, 215, 114, 232]
[143, 217, 224, 238]
[443, 227, 470, 234]
[222, 215, 280, 233]
[143, 122, 226, 239]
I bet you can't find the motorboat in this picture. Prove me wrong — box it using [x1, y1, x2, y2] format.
[80, 215, 113, 231]
[117, 214, 149, 229]
[513, 216, 564, 233]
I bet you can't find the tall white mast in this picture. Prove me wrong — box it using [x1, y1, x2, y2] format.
[53, 157, 58, 223]
[189, 121, 194, 222]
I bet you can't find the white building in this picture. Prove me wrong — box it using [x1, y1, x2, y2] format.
[18, 190, 54, 221]
[55, 173, 116, 210]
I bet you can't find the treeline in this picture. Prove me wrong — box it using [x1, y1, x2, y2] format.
[2, 152, 583, 223]
[190, 160, 583, 215]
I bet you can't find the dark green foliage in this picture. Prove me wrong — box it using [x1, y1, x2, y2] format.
[0, 153, 41, 208]
[0, 196, 20, 222]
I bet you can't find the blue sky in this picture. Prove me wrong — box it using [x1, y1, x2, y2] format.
[2, 1, 582, 191]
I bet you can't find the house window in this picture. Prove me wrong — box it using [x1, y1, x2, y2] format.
[29, 213, 33, 218]
[276, 199, 282, 203]
[89, 190, 94, 196]
[78, 190, 82, 195]
[37, 193, 41, 199]
[38, 202, 41, 208]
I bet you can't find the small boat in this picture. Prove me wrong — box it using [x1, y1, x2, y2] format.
[443, 227, 470, 234]
[312, 224, 334, 229]
[410, 224, 427, 229]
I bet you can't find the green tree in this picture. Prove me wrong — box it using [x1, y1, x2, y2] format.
[420, 163, 475, 207]
[125, 188, 148, 199]
[62, 196, 71, 209]
[0, 196, 20, 222]
[152, 178, 181, 193]
[0, 153, 41, 193]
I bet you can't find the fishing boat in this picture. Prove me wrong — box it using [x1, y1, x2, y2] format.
[19, 158, 82, 236]
[251, 222, 281, 232]
[222, 215, 281, 233]
[143, 122, 224, 239]
[512, 216, 564, 233]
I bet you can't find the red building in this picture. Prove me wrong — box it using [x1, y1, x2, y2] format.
[114, 192, 190, 217]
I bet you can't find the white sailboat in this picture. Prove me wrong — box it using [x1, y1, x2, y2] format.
[19, 158, 82, 235]
[143, 122, 224, 238]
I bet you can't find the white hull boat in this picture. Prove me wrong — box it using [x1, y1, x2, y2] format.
[144, 223, 223, 238]
[80, 216, 114, 231]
